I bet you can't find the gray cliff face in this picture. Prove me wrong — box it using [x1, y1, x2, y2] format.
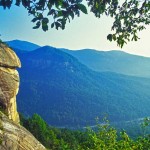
[0, 43, 46, 150]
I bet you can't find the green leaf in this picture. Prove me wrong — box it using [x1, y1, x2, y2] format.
[48, 9, 55, 16]
[15, 0, 21, 6]
[51, 22, 54, 28]
[42, 24, 48, 31]
[42, 18, 49, 24]
[33, 25, 40, 29]
[33, 21, 41, 29]
[70, 12, 74, 19]
[55, 22, 61, 30]
[77, 4, 88, 14]
[107, 34, 113, 41]
[31, 18, 38, 23]
[42, 19, 49, 31]
[38, 13, 43, 19]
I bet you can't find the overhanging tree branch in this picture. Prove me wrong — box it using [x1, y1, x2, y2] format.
[0, 0, 149, 47]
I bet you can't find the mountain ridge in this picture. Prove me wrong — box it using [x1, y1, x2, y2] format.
[14, 45, 150, 127]
[6, 39, 41, 51]
[62, 48, 150, 78]
[7, 40, 150, 78]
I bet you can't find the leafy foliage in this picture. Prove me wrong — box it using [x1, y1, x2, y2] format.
[0, 0, 150, 47]
[20, 113, 150, 150]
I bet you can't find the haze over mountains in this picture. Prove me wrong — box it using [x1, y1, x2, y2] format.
[7, 40, 150, 78]
[6, 40, 150, 127]
[62, 49, 150, 78]
[6, 40, 40, 51]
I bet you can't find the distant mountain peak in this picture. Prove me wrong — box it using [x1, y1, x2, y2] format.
[33, 45, 79, 60]
[33, 45, 65, 54]
[6, 39, 41, 51]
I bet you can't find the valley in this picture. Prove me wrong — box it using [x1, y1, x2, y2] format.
[7, 40, 150, 128]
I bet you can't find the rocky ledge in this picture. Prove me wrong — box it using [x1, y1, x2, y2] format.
[0, 112, 46, 150]
[0, 42, 46, 150]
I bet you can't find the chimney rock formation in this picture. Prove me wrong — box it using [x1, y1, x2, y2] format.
[0, 42, 46, 150]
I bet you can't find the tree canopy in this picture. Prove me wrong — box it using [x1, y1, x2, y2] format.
[20, 113, 150, 150]
[0, 0, 150, 47]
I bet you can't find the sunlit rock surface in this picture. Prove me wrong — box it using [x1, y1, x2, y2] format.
[0, 43, 21, 123]
[0, 43, 46, 149]
[0, 112, 46, 150]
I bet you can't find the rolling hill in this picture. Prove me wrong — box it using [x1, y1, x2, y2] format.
[62, 49, 150, 78]
[14, 45, 150, 127]
[8, 40, 150, 78]
[6, 39, 40, 51]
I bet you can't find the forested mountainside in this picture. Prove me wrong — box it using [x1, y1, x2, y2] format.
[12, 45, 150, 127]
[7, 40, 150, 78]
[63, 49, 150, 78]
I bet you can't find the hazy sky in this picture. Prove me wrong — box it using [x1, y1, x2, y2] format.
[0, 5, 150, 57]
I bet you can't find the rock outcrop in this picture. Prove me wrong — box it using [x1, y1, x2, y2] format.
[0, 42, 46, 150]
[0, 42, 21, 123]
[0, 112, 46, 150]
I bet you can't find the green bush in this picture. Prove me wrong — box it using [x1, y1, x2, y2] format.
[20, 114, 150, 150]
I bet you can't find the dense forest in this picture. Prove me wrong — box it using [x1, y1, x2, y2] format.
[5, 40, 150, 149]
[20, 113, 150, 150]
[14, 45, 150, 127]
[63, 49, 150, 78]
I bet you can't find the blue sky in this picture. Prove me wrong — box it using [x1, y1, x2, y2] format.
[0, 5, 150, 56]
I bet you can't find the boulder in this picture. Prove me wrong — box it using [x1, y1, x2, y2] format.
[0, 43, 21, 68]
[0, 112, 46, 150]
